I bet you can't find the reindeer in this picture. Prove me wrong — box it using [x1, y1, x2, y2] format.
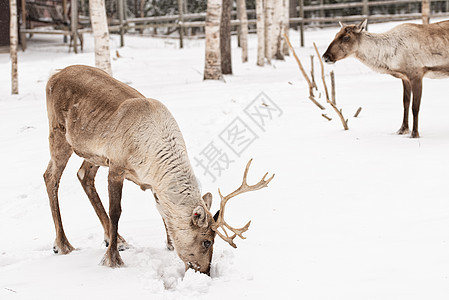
[322, 19, 449, 138]
[43, 65, 274, 275]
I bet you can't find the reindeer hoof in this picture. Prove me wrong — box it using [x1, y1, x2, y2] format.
[166, 242, 174, 251]
[411, 131, 420, 138]
[100, 249, 124, 268]
[118, 243, 130, 252]
[397, 127, 410, 135]
[104, 242, 129, 251]
[104, 234, 129, 251]
[53, 240, 75, 255]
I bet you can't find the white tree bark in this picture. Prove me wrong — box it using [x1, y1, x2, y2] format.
[264, 0, 274, 64]
[237, 0, 248, 63]
[89, 0, 112, 75]
[272, 0, 284, 60]
[10, 0, 18, 94]
[256, 0, 265, 66]
[422, 0, 430, 24]
[204, 0, 223, 80]
[282, 0, 290, 56]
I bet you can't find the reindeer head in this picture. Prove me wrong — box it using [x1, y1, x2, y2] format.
[169, 191, 217, 275]
[322, 19, 368, 64]
[165, 159, 274, 275]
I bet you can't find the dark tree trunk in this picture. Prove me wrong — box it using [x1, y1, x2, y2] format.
[220, 0, 232, 75]
[289, 0, 297, 18]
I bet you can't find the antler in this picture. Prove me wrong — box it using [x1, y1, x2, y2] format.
[212, 159, 274, 248]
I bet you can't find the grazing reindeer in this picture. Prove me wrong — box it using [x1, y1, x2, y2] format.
[322, 19, 449, 138]
[44, 65, 274, 275]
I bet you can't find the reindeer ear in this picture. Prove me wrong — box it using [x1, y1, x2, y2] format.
[355, 19, 368, 32]
[339, 21, 346, 28]
[192, 206, 208, 227]
[213, 210, 220, 222]
[202, 192, 212, 210]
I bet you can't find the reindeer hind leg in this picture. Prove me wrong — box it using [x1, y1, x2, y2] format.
[397, 79, 412, 135]
[43, 127, 74, 254]
[77, 160, 129, 250]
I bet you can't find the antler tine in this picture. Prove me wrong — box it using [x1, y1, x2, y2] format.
[240, 158, 253, 187]
[213, 159, 274, 248]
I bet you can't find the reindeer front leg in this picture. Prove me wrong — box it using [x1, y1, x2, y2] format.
[397, 79, 411, 135]
[101, 166, 125, 268]
[162, 218, 174, 251]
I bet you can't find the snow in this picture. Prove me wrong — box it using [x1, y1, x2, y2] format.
[1, 20, 449, 299]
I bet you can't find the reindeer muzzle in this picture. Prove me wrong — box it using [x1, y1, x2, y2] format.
[186, 262, 211, 276]
[322, 53, 335, 64]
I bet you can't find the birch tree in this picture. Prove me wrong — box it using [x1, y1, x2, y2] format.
[237, 0, 248, 63]
[204, 0, 223, 80]
[273, 0, 284, 60]
[220, 0, 232, 74]
[256, 0, 265, 66]
[422, 0, 430, 24]
[10, 0, 18, 94]
[264, 0, 274, 64]
[282, 0, 290, 56]
[89, 0, 112, 75]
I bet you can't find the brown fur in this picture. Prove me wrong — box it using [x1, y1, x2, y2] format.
[323, 20, 449, 138]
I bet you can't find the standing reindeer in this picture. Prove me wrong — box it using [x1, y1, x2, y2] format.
[322, 19, 449, 138]
[44, 65, 274, 275]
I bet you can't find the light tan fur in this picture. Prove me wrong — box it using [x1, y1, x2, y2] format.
[323, 20, 449, 138]
[44, 65, 216, 274]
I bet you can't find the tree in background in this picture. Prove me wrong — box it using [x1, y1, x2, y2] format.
[204, 0, 223, 80]
[422, 0, 430, 24]
[273, 0, 284, 60]
[259, 0, 288, 63]
[256, 0, 265, 66]
[10, 0, 18, 94]
[264, 0, 274, 64]
[220, 0, 232, 74]
[89, 0, 112, 75]
[282, 0, 290, 56]
[237, 0, 248, 63]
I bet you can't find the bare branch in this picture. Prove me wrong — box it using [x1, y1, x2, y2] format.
[322, 114, 332, 121]
[313, 42, 349, 130]
[310, 55, 317, 90]
[354, 107, 362, 118]
[284, 33, 325, 110]
[313, 42, 330, 102]
[330, 70, 336, 105]
[309, 96, 326, 110]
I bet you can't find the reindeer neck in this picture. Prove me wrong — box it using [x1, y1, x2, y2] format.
[355, 31, 397, 73]
[150, 138, 201, 207]
[156, 183, 203, 231]
[129, 113, 201, 208]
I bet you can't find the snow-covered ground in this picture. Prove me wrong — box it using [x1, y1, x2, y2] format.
[1, 20, 449, 299]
